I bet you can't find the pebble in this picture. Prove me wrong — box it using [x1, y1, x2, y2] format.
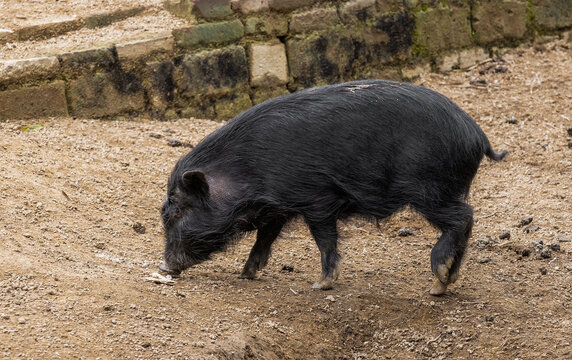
[281, 264, 294, 272]
[524, 225, 540, 233]
[557, 235, 570, 243]
[507, 117, 518, 124]
[521, 248, 531, 257]
[132, 222, 146, 234]
[567, 127, 572, 137]
[477, 257, 491, 264]
[539, 267, 547, 275]
[325, 295, 335, 302]
[398, 228, 414, 237]
[540, 248, 552, 259]
[531, 240, 544, 249]
[95, 242, 105, 250]
[167, 139, 183, 147]
[149, 133, 163, 139]
[18, 317, 26, 324]
[550, 242, 560, 251]
[498, 231, 511, 240]
[518, 216, 533, 227]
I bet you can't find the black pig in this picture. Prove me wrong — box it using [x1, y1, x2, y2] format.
[160, 80, 507, 295]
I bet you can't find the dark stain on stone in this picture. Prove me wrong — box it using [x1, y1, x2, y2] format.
[153, 60, 175, 103]
[374, 11, 414, 54]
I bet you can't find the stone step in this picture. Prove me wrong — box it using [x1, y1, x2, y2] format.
[0, 7, 188, 61]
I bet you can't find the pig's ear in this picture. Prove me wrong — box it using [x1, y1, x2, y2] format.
[181, 170, 209, 198]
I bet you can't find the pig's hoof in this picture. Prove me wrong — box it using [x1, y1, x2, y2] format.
[159, 263, 181, 277]
[429, 277, 448, 296]
[436, 257, 454, 284]
[238, 269, 256, 279]
[312, 279, 333, 290]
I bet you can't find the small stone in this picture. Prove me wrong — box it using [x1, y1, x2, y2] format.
[398, 228, 414, 237]
[149, 133, 162, 139]
[281, 264, 294, 272]
[485, 315, 494, 322]
[18, 317, 26, 324]
[507, 117, 518, 124]
[557, 235, 570, 243]
[132, 222, 146, 234]
[567, 127, 572, 137]
[477, 257, 491, 264]
[540, 248, 552, 259]
[167, 139, 183, 147]
[498, 231, 511, 240]
[325, 295, 335, 302]
[518, 216, 533, 227]
[521, 248, 531, 257]
[95, 242, 105, 250]
[550, 242, 560, 251]
[524, 225, 540, 233]
[531, 240, 544, 249]
[539, 267, 547, 275]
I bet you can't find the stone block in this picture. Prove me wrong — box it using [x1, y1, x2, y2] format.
[149, 60, 176, 112]
[231, 0, 269, 14]
[244, 15, 289, 36]
[458, 47, 488, 69]
[437, 53, 459, 72]
[0, 57, 60, 85]
[193, 0, 233, 19]
[0, 81, 68, 120]
[290, 7, 339, 34]
[116, 36, 175, 60]
[214, 93, 252, 119]
[59, 48, 116, 74]
[287, 31, 357, 88]
[268, 0, 317, 12]
[249, 42, 288, 87]
[472, 1, 528, 44]
[531, 0, 572, 30]
[368, 11, 415, 57]
[0, 29, 15, 45]
[341, 0, 377, 24]
[68, 72, 145, 118]
[84, 7, 147, 29]
[413, 6, 472, 57]
[401, 63, 430, 80]
[174, 46, 249, 99]
[164, 0, 195, 21]
[16, 18, 82, 41]
[173, 20, 244, 49]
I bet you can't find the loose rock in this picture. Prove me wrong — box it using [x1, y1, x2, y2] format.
[506, 117, 518, 124]
[524, 225, 540, 233]
[398, 228, 414, 237]
[132, 222, 146, 234]
[550, 242, 560, 251]
[540, 248, 552, 259]
[281, 264, 294, 272]
[539, 267, 547, 275]
[557, 235, 570, 243]
[499, 231, 511, 240]
[518, 216, 533, 227]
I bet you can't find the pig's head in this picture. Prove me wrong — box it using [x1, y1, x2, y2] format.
[160, 167, 244, 275]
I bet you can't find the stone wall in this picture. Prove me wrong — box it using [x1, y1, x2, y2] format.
[1, 0, 571, 120]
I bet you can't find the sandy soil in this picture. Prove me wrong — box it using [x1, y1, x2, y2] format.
[1, 41, 571, 358]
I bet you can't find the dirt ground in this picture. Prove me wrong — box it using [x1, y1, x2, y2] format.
[1, 40, 571, 358]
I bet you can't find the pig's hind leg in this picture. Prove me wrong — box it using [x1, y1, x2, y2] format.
[240, 217, 287, 279]
[416, 200, 474, 295]
[307, 218, 341, 290]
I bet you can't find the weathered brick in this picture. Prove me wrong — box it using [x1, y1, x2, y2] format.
[437, 53, 460, 72]
[84, 7, 147, 29]
[59, 48, 116, 74]
[413, 6, 473, 57]
[290, 7, 339, 34]
[193, 0, 233, 19]
[164, 0, 194, 21]
[0, 81, 68, 120]
[231, 0, 269, 14]
[0, 29, 15, 45]
[68, 72, 145, 118]
[249, 42, 288, 87]
[244, 15, 289, 36]
[340, 0, 377, 24]
[472, 1, 528, 44]
[174, 46, 249, 99]
[173, 20, 244, 49]
[16, 18, 82, 41]
[268, 0, 317, 11]
[458, 47, 488, 69]
[0, 57, 60, 85]
[287, 31, 357, 88]
[116, 36, 175, 60]
[531, 0, 572, 30]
